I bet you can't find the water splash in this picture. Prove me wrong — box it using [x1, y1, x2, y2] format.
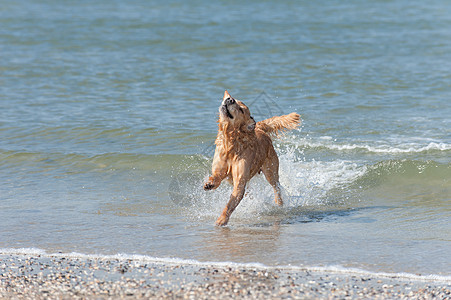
[169, 144, 368, 223]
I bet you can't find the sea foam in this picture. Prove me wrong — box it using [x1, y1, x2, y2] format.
[293, 138, 450, 154]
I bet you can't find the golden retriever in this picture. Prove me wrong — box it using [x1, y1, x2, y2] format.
[204, 91, 300, 226]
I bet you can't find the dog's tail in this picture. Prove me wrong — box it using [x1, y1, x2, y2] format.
[256, 112, 301, 137]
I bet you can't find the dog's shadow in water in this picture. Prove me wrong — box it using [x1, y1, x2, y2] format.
[247, 205, 392, 228]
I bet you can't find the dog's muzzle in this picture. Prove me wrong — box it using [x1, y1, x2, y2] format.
[221, 105, 234, 119]
[221, 97, 235, 119]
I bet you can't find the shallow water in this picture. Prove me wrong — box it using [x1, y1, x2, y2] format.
[1, 0, 450, 277]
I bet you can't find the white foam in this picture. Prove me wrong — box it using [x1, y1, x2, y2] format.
[173, 146, 369, 223]
[177, 155, 366, 222]
[302, 265, 451, 283]
[0, 247, 47, 256]
[278, 156, 367, 206]
[1, 248, 450, 283]
[294, 138, 450, 154]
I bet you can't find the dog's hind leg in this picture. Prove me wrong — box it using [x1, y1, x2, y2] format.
[262, 153, 283, 206]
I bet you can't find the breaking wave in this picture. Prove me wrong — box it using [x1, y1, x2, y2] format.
[169, 146, 450, 223]
[290, 137, 450, 154]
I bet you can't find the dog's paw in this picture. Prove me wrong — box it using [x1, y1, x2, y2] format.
[203, 182, 215, 190]
[275, 197, 283, 207]
[215, 215, 229, 226]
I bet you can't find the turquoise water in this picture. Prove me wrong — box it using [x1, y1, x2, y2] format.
[1, 0, 450, 277]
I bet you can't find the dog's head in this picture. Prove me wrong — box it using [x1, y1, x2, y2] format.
[219, 90, 256, 132]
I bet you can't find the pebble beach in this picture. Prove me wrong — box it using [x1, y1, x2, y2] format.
[1, 253, 449, 299]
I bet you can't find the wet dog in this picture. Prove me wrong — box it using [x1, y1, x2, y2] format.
[204, 91, 300, 226]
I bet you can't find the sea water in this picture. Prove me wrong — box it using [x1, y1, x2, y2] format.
[1, 0, 450, 278]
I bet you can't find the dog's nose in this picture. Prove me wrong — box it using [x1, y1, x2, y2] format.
[224, 97, 235, 105]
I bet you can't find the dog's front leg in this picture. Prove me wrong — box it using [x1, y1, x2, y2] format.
[215, 178, 246, 226]
[216, 162, 249, 226]
[204, 162, 228, 190]
[204, 149, 228, 190]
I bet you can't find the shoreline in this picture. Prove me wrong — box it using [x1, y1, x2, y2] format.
[1, 253, 450, 299]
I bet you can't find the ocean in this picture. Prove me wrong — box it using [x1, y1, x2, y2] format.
[1, 0, 450, 278]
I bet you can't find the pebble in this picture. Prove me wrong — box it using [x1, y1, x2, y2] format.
[1, 253, 450, 299]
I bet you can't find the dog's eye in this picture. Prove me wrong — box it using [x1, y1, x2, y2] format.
[238, 107, 244, 113]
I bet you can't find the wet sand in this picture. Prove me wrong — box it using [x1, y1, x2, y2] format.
[1, 253, 449, 299]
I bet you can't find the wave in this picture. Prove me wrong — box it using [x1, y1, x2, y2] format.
[275, 158, 448, 208]
[2, 141, 449, 220]
[169, 153, 450, 224]
[2, 149, 448, 197]
[353, 159, 450, 184]
[1, 135, 449, 173]
[291, 138, 450, 154]
[1, 248, 450, 283]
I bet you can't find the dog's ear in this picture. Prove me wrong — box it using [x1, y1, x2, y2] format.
[223, 90, 232, 100]
[246, 116, 256, 132]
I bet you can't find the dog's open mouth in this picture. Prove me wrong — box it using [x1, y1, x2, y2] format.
[221, 105, 234, 119]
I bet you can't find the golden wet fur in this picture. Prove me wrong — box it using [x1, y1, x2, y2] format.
[204, 91, 300, 226]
